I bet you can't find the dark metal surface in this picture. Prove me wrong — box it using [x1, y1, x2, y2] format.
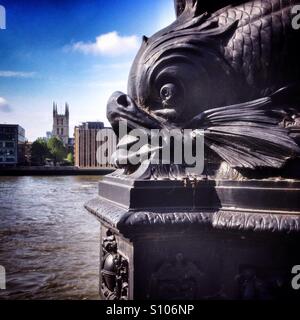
[86, 1, 300, 300]
[85, 196, 300, 234]
[174, 0, 246, 17]
[90, 206, 300, 300]
[93, 175, 300, 213]
[107, 0, 300, 178]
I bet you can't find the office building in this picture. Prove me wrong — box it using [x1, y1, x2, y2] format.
[0, 124, 26, 166]
[74, 122, 116, 168]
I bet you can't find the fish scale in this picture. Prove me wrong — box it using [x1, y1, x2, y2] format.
[212, 0, 299, 94]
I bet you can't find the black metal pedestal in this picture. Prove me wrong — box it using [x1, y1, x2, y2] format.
[85, 176, 300, 300]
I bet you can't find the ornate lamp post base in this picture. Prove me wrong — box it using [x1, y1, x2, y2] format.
[85, 176, 300, 300]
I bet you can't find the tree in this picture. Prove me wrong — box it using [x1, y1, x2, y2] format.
[66, 152, 74, 166]
[31, 138, 49, 165]
[47, 136, 67, 165]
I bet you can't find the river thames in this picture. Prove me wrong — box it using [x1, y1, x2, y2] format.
[0, 176, 101, 300]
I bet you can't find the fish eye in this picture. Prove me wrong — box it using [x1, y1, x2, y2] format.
[160, 83, 177, 101]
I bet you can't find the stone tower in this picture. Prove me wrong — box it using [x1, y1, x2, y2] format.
[52, 102, 69, 145]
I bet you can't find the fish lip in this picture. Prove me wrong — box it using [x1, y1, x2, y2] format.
[152, 108, 178, 119]
[107, 91, 163, 136]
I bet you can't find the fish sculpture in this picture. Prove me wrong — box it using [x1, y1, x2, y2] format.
[107, 0, 300, 179]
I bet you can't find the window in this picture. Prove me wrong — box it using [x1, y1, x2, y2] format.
[61, 128, 64, 135]
[5, 142, 14, 148]
[57, 128, 59, 135]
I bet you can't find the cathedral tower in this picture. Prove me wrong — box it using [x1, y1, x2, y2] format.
[52, 102, 69, 145]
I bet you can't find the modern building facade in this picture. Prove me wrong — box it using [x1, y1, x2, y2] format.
[52, 102, 69, 145]
[0, 124, 26, 166]
[74, 122, 117, 168]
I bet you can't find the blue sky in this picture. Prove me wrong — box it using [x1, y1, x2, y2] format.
[0, 0, 175, 141]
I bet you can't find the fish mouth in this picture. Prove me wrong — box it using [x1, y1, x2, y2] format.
[107, 92, 194, 172]
[107, 91, 164, 136]
[107, 91, 166, 170]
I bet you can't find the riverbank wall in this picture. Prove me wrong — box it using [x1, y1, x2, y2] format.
[0, 166, 114, 176]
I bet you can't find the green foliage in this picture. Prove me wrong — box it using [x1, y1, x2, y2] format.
[47, 136, 67, 165]
[66, 152, 74, 165]
[31, 138, 49, 165]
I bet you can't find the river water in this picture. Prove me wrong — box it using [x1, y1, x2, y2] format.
[0, 176, 101, 300]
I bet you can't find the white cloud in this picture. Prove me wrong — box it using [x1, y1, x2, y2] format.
[71, 31, 140, 57]
[0, 71, 37, 78]
[0, 97, 12, 112]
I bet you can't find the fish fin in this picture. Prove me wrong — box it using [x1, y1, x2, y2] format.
[142, 35, 149, 44]
[174, 1, 243, 17]
[188, 86, 300, 169]
[175, 0, 202, 18]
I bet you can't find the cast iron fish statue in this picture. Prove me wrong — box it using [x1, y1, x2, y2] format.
[107, 0, 300, 178]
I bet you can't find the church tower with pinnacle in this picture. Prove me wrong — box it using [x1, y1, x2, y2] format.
[52, 102, 69, 145]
